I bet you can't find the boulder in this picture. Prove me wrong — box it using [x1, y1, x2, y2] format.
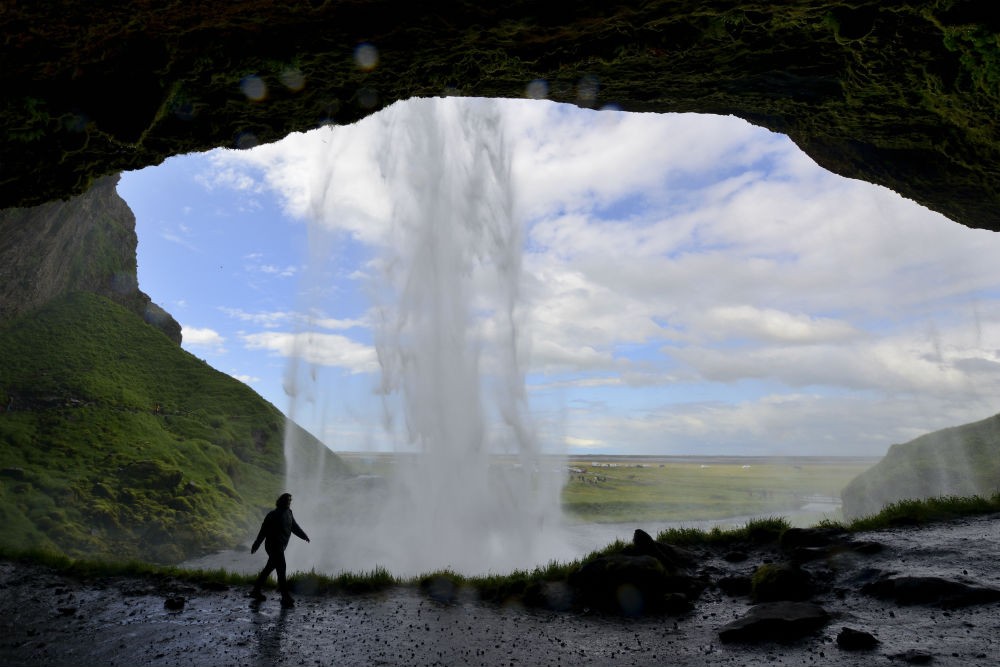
[718, 601, 829, 643]
[862, 574, 1000, 608]
[780, 527, 845, 550]
[626, 529, 695, 572]
[837, 627, 878, 651]
[751, 563, 814, 602]
[569, 554, 699, 615]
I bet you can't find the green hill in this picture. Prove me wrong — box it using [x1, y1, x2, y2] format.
[0, 291, 345, 563]
[841, 412, 1000, 519]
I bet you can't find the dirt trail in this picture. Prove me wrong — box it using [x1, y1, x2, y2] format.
[2, 515, 1000, 667]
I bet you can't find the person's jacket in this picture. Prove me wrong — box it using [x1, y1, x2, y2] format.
[252, 507, 308, 553]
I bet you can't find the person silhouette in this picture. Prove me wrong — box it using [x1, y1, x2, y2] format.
[249, 492, 310, 607]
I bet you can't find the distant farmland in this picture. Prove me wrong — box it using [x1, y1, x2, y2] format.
[337, 452, 877, 525]
[564, 455, 876, 524]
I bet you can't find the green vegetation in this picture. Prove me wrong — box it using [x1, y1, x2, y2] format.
[563, 457, 871, 524]
[829, 493, 1000, 533]
[0, 292, 345, 563]
[841, 413, 1000, 518]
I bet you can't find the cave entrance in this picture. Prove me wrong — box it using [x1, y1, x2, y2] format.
[118, 99, 1000, 563]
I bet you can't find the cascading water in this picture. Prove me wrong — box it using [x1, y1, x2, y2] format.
[283, 98, 572, 577]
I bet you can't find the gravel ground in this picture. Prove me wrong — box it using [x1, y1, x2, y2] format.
[2, 515, 1000, 667]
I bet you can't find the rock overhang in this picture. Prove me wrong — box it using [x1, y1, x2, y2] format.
[1, 2, 998, 230]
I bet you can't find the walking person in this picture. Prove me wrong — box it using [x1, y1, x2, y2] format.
[249, 492, 310, 607]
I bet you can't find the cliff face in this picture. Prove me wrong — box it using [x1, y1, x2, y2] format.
[841, 412, 1000, 518]
[0, 175, 181, 343]
[1, 2, 998, 231]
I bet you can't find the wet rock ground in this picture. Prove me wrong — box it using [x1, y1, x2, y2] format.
[2, 514, 999, 667]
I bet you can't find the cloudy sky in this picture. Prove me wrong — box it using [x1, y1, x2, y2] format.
[118, 98, 1000, 457]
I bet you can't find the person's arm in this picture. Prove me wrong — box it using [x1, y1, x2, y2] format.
[289, 512, 310, 543]
[251, 514, 269, 553]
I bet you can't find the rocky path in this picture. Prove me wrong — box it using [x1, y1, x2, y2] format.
[2, 515, 1000, 667]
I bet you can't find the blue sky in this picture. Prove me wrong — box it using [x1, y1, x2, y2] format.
[118, 98, 1000, 457]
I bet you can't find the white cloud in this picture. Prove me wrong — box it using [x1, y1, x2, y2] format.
[221, 307, 367, 331]
[694, 306, 862, 344]
[242, 331, 378, 373]
[565, 435, 604, 449]
[182, 325, 225, 351]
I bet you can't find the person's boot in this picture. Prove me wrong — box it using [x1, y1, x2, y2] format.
[280, 593, 295, 608]
[249, 588, 266, 602]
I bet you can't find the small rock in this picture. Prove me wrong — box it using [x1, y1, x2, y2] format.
[163, 596, 185, 611]
[891, 649, 934, 664]
[837, 626, 878, 650]
[723, 551, 749, 563]
[56, 606, 77, 616]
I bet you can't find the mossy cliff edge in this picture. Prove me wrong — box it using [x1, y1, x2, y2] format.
[842, 412, 1000, 518]
[0, 181, 345, 564]
[0, 292, 346, 564]
[2, 2, 998, 230]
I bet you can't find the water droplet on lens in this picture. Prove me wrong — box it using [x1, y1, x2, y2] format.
[354, 43, 379, 71]
[240, 76, 267, 102]
[280, 68, 306, 92]
[525, 79, 548, 100]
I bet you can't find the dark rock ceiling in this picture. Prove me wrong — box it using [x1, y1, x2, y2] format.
[2, 2, 998, 230]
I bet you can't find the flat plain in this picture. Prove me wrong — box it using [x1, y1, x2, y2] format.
[338, 452, 877, 525]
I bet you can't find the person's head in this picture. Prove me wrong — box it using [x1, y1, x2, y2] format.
[276, 493, 292, 509]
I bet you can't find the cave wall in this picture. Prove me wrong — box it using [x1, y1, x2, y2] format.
[1, 2, 998, 230]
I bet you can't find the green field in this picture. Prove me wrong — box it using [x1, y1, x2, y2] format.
[564, 455, 876, 525]
[337, 452, 876, 526]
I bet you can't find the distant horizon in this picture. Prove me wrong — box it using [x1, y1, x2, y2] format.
[334, 450, 881, 462]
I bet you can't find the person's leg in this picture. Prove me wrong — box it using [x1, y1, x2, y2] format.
[275, 551, 294, 606]
[251, 554, 277, 600]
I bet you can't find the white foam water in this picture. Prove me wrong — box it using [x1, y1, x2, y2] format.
[283, 98, 571, 577]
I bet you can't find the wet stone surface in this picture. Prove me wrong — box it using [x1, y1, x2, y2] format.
[1, 514, 999, 666]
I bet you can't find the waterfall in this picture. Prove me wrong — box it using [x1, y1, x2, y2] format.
[284, 98, 570, 576]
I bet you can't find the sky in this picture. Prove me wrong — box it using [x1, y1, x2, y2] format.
[117, 98, 1000, 458]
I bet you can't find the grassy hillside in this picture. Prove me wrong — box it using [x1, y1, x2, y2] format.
[0, 292, 345, 563]
[841, 412, 1000, 519]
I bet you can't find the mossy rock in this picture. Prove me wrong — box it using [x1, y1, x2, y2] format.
[751, 563, 814, 603]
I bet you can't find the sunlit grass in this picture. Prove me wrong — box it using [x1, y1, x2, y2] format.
[830, 492, 1000, 532]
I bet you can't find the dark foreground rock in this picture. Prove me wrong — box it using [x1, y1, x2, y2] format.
[718, 601, 829, 643]
[837, 627, 879, 651]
